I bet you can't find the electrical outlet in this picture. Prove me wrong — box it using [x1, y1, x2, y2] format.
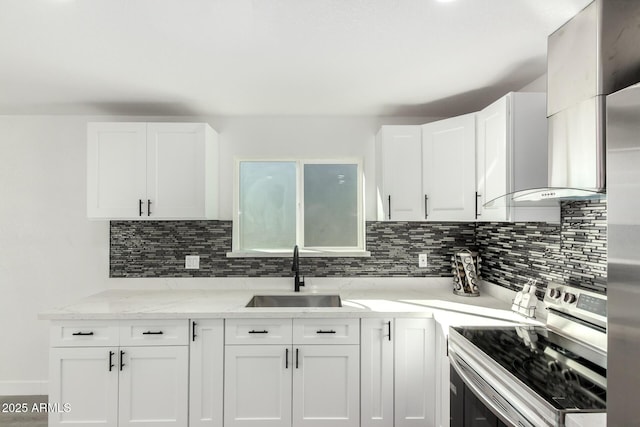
[418, 253, 428, 268]
[185, 255, 200, 269]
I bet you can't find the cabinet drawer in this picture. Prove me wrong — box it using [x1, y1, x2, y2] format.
[225, 319, 292, 345]
[293, 318, 360, 344]
[119, 319, 189, 346]
[50, 320, 119, 347]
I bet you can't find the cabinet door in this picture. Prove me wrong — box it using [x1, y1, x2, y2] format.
[361, 318, 394, 427]
[146, 123, 208, 219]
[293, 345, 359, 427]
[87, 122, 147, 218]
[422, 114, 477, 221]
[377, 126, 423, 220]
[190, 320, 224, 427]
[224, 345, 291, 427]
[434, 323, 450, 427]
[118, 346, 189, 427]
[49, 347, 118, 427]
[395, 318, 436, 427]
[476, 96, 510, 222]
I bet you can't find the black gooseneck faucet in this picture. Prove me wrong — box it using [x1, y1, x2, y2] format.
[292, 245, 305, 292]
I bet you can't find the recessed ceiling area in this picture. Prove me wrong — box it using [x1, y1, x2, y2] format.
[0, 0, 592, 117]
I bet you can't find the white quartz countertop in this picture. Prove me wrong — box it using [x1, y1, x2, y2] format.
[39, 279, 541, 327]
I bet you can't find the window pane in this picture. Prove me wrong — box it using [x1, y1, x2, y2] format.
[239, 162, 296, 250]
[304, 164, 358, 247]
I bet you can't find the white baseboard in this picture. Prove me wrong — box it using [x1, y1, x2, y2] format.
[0, 381, 48, 396]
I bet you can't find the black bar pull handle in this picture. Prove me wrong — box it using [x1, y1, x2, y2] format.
[316, 330, 336, 334]
[388, 195, 391, 220]
[424, 195, 429, 219]
[285, 348, 289, 369]
[72, 331, 94, 336]
[248, 330, 269, 334]
[192, 321, 197, 342]
[147, 199, 152, 216]
[475, 192, 481, 218]
[139, 199, 143, 216]
[142, 331, 164, 335]
[387, 320, 392, 342]
[109, 351, 115, 372]
[120, 351, 125, 371]
[296, 348, 299, 369]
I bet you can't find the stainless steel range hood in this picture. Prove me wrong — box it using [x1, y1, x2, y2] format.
[488, 0, 640, 206]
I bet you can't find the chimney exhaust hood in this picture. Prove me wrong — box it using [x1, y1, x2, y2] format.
[487, 0, 640, 206]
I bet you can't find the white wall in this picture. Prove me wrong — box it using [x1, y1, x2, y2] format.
[519, 74, 547, 93]
[213, 116, 441, 220]
[0, 116, 110, 394]
[0, 114, 434, 395]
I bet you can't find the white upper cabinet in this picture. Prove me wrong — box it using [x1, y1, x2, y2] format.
[87, 122, 219, 220]
[376, 126, 423, 221]
[422, 113, 477, 221]
[476, 95, 510, 222]
[87, 122, 147, 219]
[146, 123, 216, 219]
[476, 93, 560, 223]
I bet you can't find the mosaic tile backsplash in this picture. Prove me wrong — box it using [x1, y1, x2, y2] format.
[110, 221, 476, 278]
[476, 199, 607, 295]
[110, 200, 607, 295]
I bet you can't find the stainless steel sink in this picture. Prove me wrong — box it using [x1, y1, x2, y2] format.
[245, 294, 342, 308]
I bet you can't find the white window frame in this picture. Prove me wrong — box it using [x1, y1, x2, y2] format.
[228, 158, 369, 257]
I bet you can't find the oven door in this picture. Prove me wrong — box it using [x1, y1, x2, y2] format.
[449, 347, 543, 427]
[450, 365, 509, 427]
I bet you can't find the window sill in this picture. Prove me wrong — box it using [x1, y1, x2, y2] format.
[226, 249, 371, 258]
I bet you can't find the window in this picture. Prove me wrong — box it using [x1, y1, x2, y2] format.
[231, 159, 367, 256]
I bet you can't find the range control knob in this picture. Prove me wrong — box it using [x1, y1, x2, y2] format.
[563, 293, 577, 304]
[548, 288, 562, 299]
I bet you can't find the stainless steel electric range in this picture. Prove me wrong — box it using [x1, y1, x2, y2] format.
[449, 284, 607, 427]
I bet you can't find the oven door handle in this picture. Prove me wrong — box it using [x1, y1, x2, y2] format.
[449, 350, 538, 427]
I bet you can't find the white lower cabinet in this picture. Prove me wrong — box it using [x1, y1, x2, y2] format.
[360, 318, 394, 427]
[118, 346, 189, 427]
[395, 318, 436, 427]
[48, 320, 189, 427]
[189, 319, 224, 427]
[51, 316, 441, 427]
[433, 323, 450, 427]
[361, 318, 436, 427]
[49, 345, 188, 427]
[224, 345, 292, 427]
[224, 318, 359, 427]
[49, 347, 119, 426]
[293, 345, 359, 427]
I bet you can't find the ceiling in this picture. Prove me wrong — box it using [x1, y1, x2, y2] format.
[0, 0, 592, 117]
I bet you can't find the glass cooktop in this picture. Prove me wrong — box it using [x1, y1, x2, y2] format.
[452, 326, 606, 412]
